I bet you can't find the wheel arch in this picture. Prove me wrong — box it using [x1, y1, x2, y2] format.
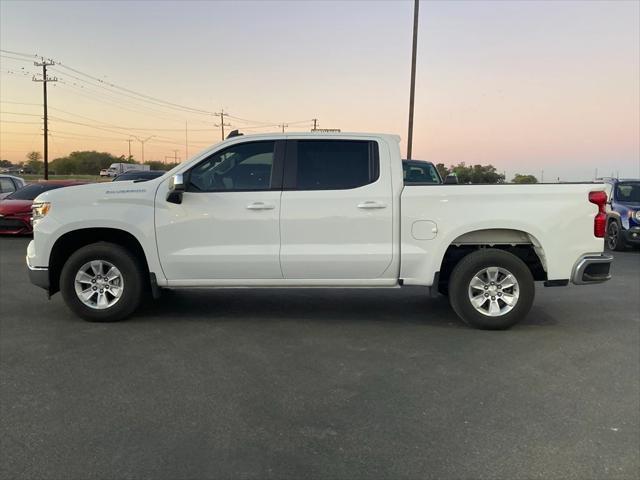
[49, 228, 150, 295]
[436, 228, 548, 290]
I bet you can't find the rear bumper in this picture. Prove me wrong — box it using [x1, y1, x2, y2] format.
[571, 254, 613, 285]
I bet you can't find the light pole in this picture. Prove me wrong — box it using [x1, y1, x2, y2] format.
[134, 135, 154, 163]
[406, 0, 419, 160]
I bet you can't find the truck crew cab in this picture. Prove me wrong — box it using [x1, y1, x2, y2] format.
[27, 133, 612, 329]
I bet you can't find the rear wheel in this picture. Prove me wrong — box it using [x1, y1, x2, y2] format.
[606, 221, 625, 251]
[448, 249, 535, 330]
[60, 242, 144, 322]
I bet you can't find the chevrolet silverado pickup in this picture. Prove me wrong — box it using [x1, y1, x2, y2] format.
[26, 133, 613, 329]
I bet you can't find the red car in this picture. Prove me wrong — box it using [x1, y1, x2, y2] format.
[0, 181, 86, 235]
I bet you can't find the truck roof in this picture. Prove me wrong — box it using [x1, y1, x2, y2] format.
[220, 131, 401, 143]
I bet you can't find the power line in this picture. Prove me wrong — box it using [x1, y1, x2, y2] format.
[0, 48, 39, 58]
[54, 62, 216, 116]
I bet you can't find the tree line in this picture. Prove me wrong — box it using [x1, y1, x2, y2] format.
[435, 163, 538, 184]
[0, 151, 178, 175]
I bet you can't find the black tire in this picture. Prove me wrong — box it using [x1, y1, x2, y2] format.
[60, 242, 144, 322]
[448, 249, 535, 330]
[606, 220, 625, 251]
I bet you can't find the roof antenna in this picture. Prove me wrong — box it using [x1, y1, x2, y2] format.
[226, 129, 243, 139]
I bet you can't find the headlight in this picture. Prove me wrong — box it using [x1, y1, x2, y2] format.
[634, 210, 640, 222]
[31, 202, 51, 223]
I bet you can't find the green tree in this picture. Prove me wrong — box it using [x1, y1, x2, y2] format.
[50, 151, 133, 175]
[449, 162, 505, 184]
[24, 151, 44, 174]
[0, 159, 14, 169]
[435, 163, 449, 179]
[511, 174, 538, 184]
[144, 161, 179, 171]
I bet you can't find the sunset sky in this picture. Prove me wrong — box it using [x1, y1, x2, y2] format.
[1, 0, 638, 181]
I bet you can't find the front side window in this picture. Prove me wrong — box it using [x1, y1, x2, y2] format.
[292, 140, 379, 190]
[187, 141, 276, 192]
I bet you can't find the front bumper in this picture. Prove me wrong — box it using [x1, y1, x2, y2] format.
[571, 254, 613, 285]
[26, 255, 49, 291]
[621, 226, 640, 246]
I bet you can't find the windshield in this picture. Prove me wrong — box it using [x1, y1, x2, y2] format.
[403, 161, 441, 184]
[5, 183, 67, 201]
[615, 182, 640, 204]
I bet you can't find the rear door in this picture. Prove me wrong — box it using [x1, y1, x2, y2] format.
[279, 139, 393, 279]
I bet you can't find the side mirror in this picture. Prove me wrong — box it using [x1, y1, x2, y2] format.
[444, 174, 459, 185]
[166, 173, 186, 204]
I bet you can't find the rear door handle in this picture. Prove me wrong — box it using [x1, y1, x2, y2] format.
[357, 201, 387, 209]
[246, 202, 275, 210]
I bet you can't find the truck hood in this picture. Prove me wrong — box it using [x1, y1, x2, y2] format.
[34, 180, 161, 205]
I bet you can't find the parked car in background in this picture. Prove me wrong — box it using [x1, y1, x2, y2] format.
[604, 178, 640, 250]
[0, 181, 86, 235]
[402, 160, 442, 184]
[112, 170, 165, 182]
[99, 169, 109, 177]
[106, 163, 150, 177]
[0, 174, 26, 199]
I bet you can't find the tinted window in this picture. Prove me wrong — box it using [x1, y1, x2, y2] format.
[188, 141, 275, 192]
[616, 182, 640, 203]
[0, 178, 16, 193]
[403, 161, 441, 184]
[294, 140, 378, 190]
[5, 183, 67, 200]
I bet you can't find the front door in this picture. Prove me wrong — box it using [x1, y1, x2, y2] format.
[155, 140, 284, 282]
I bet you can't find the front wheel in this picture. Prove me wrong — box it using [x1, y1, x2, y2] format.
[60, 242, 144, 322]
[606, 221, 625, 251]
[448, 249, 535, 330]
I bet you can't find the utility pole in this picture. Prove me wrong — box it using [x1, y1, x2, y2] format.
[185, 121, 189, 160]
[279, 123, 288, 133]
[173, 149, 179, 163]
[406, 0, 419, 160]
[32, 58, 57, 180]
[215, 109, 231, 141]
[134, 135, 154, 163]
[541, 169, 544, 183]
[127, 138, 133, 160]
[312, 118, 318, 131]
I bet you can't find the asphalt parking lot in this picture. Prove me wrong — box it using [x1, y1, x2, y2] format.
[1, 236, 638, 480]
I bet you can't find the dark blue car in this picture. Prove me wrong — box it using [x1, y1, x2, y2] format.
[605, 179, 640, 250]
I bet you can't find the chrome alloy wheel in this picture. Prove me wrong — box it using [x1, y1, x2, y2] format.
[74, 260, 124, 310]
[468, 266, 520, 317]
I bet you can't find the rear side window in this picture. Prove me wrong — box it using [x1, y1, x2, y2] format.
[0, 178, 16, 194]
[289, 140, 379, 190]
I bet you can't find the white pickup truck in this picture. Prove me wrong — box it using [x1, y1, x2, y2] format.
[27, 133, 612, 329]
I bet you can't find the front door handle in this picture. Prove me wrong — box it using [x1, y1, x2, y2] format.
[246, 202, 275, 210]
[357, 201, 387, 209]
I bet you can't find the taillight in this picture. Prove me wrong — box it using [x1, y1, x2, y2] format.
[589, 191, 607, 238]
